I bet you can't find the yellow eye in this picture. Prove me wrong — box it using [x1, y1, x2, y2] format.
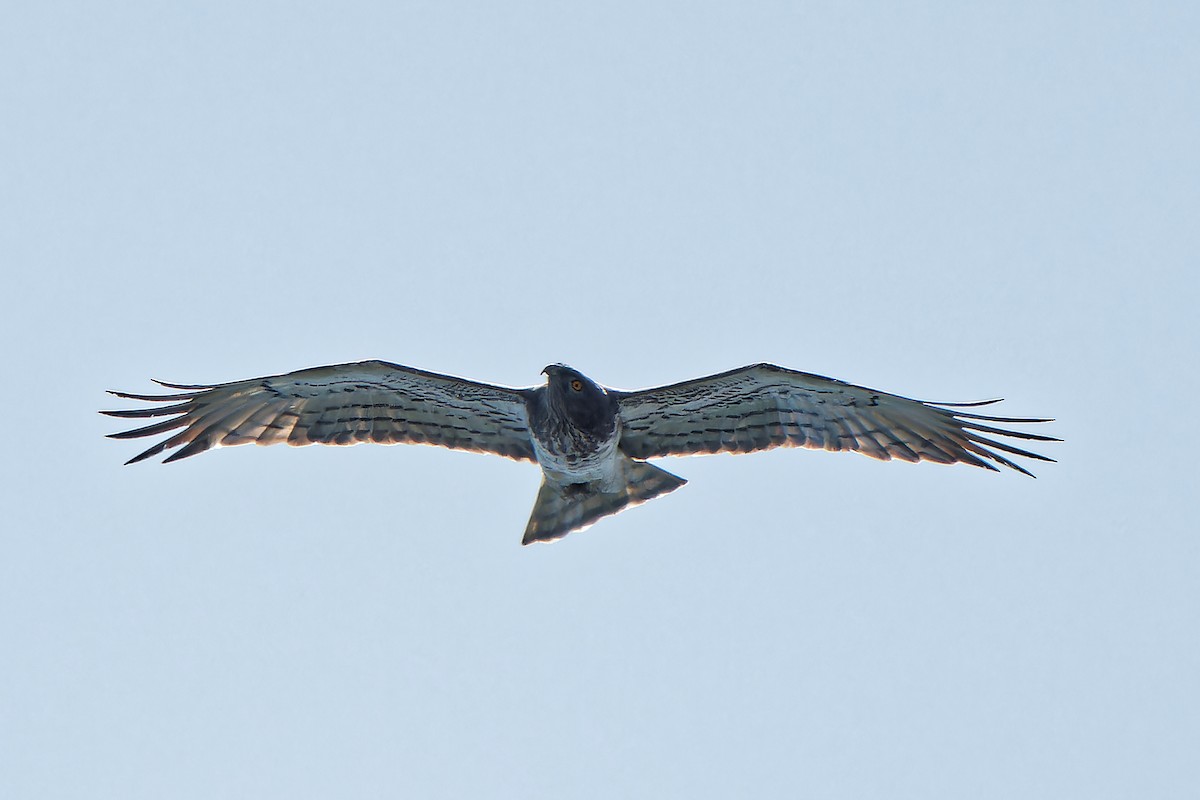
[570, 379, 583, 392]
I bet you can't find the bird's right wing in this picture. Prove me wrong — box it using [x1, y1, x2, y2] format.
[103, 360, 537, 464]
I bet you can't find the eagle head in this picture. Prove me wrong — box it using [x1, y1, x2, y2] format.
[540, 364, 615, 435]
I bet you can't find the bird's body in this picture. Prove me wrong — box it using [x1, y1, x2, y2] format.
[104, 360, 1057, 544]
[522, 365, 686, 541]
[527, 365, 620, 485]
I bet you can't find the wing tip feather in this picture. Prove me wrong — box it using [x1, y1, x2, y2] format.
[152, 378, 215, 390]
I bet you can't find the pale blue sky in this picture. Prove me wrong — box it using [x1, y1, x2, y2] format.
[2, 2, 1197, 798]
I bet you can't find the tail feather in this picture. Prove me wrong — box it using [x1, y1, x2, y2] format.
[522, 457, 686, 545]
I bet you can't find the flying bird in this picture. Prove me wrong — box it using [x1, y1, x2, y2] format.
[103, 361, 1057, 544]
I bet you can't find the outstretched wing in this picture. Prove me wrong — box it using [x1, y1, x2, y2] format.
[614, 364, 1057, 476]
[103, 360, 536, 465]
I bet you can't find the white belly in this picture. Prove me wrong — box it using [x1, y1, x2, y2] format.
[533, 431, 621, 488]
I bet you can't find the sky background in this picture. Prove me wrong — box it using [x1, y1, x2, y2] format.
[2, 2, 1197, 798]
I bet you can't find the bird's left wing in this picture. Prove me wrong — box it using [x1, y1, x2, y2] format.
[614, 363, 1057, 476]
[103, 360, 536, 464]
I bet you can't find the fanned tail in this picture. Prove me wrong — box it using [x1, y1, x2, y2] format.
[522, 457, 686, 545]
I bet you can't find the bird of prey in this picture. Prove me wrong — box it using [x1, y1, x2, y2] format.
[103, 360, 1057, 544]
